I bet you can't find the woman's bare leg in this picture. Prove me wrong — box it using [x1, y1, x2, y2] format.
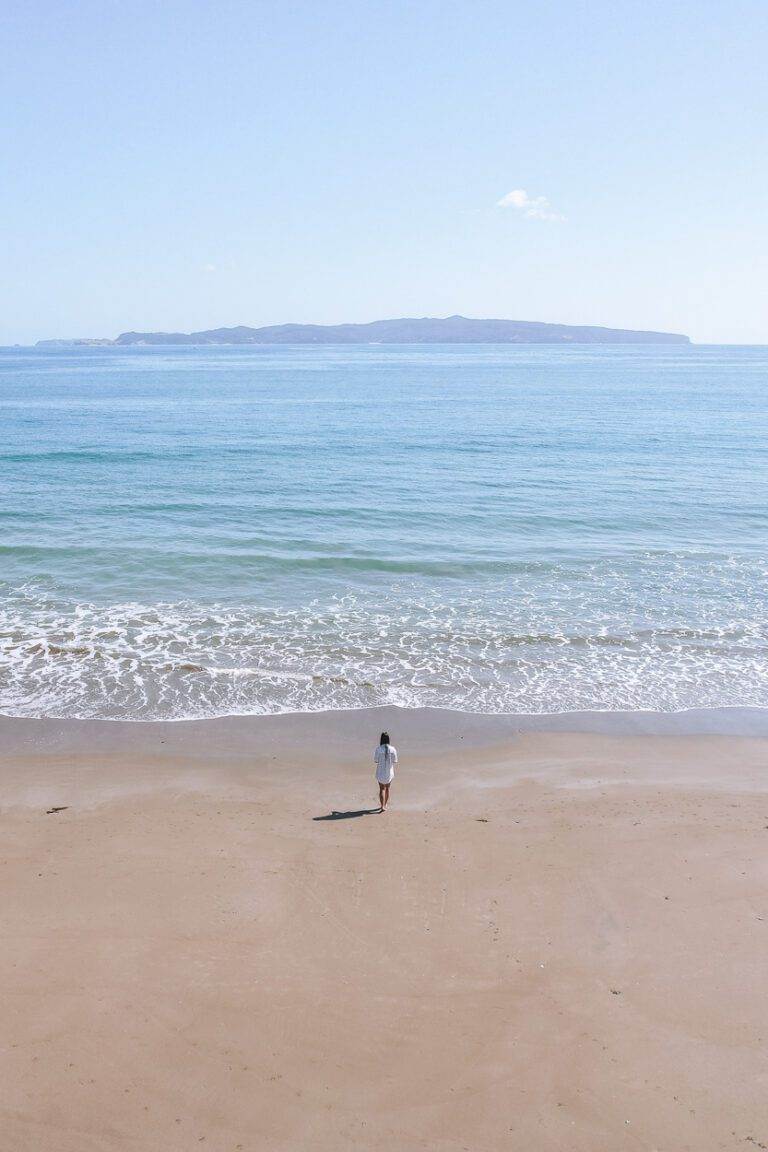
[378, 783, 385, 810]
[382, 783, 390, 810]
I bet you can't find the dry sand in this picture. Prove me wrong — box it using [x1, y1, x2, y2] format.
[1, 708, 767, 1151]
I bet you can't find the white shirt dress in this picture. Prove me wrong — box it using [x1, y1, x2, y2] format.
[374, 743, 397, 784]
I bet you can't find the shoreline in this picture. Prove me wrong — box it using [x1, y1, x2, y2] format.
[3, 699, 768, 739]
[3, 705, 768, 808]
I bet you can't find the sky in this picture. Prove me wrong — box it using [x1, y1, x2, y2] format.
[2, 0, 767, 344]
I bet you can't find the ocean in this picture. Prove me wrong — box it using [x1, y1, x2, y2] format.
[1, 342, 766, 720]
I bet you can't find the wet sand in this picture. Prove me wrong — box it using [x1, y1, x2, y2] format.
[1, 708, 767, 1150]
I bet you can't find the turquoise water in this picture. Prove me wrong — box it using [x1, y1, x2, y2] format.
[1, 343, 766, 719]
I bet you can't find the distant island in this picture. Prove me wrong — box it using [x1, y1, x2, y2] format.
[37, 315, 690, 347]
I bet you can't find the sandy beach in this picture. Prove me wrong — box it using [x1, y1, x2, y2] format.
[2, 707, 767, 1151]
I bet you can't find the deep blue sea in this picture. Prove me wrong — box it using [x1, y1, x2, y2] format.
[1, 343, 766, 720]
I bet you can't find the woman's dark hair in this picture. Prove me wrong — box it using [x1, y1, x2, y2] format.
[380, 731, 390, 747]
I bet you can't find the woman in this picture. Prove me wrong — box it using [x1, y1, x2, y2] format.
[374, 731, 398, 811]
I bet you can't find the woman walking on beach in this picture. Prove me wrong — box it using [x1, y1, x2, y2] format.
[374, 732, 397, 811]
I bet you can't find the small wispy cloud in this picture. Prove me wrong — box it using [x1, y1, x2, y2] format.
[203, 263, 217, 273]
[496, 189, 564, 221]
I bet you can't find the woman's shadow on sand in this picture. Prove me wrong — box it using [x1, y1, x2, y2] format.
[313, 808, 381, 821]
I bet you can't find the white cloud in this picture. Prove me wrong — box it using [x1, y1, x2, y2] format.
[203, 263, 217, 273]
[496, 189, 564, 221]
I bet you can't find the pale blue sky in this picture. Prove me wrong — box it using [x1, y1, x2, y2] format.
[2, 0, 767, 344]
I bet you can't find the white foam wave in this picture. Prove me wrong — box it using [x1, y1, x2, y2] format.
[1, 562, 767, 720]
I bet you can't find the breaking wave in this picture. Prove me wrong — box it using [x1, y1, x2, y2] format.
[2, 555, 767, 720]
